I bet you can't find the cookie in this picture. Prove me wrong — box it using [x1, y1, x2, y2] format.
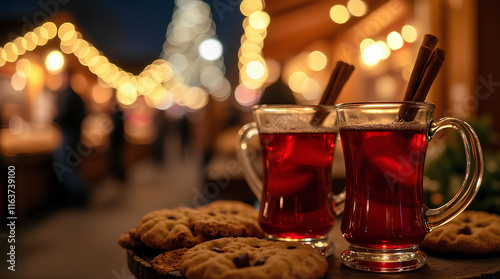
[151, 248, 189, 276]
[118, 227, 150, 250]
[192, 200, 264, 238]
[420, 210, 500, 255]
[137, 207, 207, 251]
[179, 237, 328, 279]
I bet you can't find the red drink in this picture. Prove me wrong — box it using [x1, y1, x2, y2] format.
[340, 123, 428, 249]
[258, 132, 337, 239]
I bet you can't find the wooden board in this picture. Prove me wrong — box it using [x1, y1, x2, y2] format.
[127, 246, 500, 279]
[126, 216, 500, 278]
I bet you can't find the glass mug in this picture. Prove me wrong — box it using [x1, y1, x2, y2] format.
[236, 105, 345, 256]
[335, 102, 483, 272]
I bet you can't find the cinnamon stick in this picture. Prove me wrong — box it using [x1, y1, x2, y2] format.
[402, 34, 438, 101]
[398, 34, 445, 122]
[402, 45, 433, 101]
[311, 61, 355, 125]
[413, 48, 446, 102]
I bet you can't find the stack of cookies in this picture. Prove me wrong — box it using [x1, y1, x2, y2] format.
[420, 210, 500, 256]
[118, 200, 329, 279]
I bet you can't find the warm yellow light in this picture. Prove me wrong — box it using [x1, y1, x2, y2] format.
[23, 32, 38, 51]
[300, 77, 321, 100]
[360, 38, 375, 51]
[42, 22, 58, 39]
[82, 46, 99, 66]
[34, 26, 49, 40]
[153, 91, 175, 110]
[32, 27, 48, 46]
[3, 42, 18, 62]
[16, 59, 31, 77]
[307, 51, 328, 71]
[13, 37, 26, 56]
[117, 83, 137, 105]
[288, 71, 308, 92]
[402, 25, 418, 43]
[246, 61, 266, 79]
[0, 48, 5, 67]
[361, 43, 383, 66]
[45, 50, 65, 73]
[74, 39, 89, 58]
[60, 30, 78, 46]
[11, 71, 27, 91]
[377, 41, 390, 59]
[347, 0, 367, 17]
[387, 31, 404, 50]
[330, 5, 350, 24]
[185, 87, 208, 110]
[240, 0, 263, 16]
[58, 22, 76, 41]
[249, 11, 270, 30]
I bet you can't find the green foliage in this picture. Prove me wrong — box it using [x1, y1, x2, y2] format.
[424, 115, 500, 214]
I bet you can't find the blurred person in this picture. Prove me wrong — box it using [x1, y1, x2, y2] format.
[109, 100, 126, 182]
[259, 79, 297, 105]
[152, 109, 168, 164]
[52, 70, 90, 206]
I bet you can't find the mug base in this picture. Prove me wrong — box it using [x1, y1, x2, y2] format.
[265, 234, 334, 257]
[341, 245, 427, 272]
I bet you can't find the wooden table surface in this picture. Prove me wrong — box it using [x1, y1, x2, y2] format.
[127, 217, 500, 279]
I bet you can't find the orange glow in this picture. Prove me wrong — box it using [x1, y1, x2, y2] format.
[92, 84, 113, 104]
[46, 72, 64, 91]
[70, 73, 89, 94]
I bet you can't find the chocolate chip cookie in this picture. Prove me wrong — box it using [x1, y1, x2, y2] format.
[136, 207, 208, 251]
[179, 237, 328, 279]
[193, 200, 264, 238]
[420, 210, 500, 255]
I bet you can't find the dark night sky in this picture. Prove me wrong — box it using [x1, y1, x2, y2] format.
[0, 0, 244, 75]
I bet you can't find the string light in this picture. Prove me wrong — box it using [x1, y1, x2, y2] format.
[237, 0, 268, 105]
[0, 1, 230, 109]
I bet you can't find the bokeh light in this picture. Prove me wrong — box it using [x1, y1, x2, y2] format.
[248, 11, 270, 30]
[45, 50, 65, 73]
[361, 41, 383, 66]
[288, 71, 308, 92]
[198, 38, 223, 61]
[402, 25, 418, 43]
[11, 71, 27, 91]
[347, 0, 367, 17]
[240, 0, 263, 16]
[235, 84, 261, 106]
[246, 61, 265, 80]
[330, 5, 350, 24]
[307, 51, 327, 71]
[16, 59, 32, 77]
[387, 31, 404, 50]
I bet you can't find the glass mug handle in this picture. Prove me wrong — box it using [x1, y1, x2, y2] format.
[236, 122, 345, 214]
[424, 117, 484, 231]
[236, 122, 263, 200]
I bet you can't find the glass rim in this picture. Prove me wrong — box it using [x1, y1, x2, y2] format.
[252, 104, 336, 112]
[334, 101, 435, 110]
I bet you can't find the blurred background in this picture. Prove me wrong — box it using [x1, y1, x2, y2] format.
[0, 0, 499, 278]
